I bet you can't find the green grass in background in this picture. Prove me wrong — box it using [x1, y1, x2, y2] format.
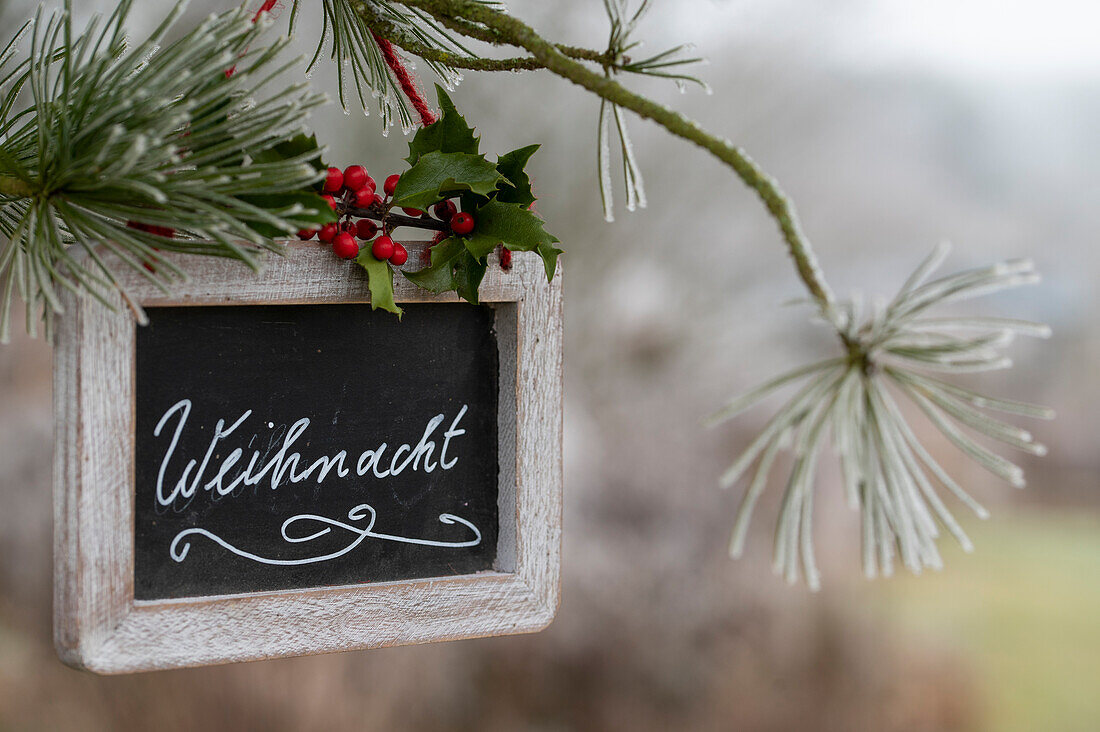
[875, 510, 1100, 732]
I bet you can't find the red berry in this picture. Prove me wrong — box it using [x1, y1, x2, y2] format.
[354, 188, 375, 208]
[433, 200, 457, 220]
[390, 243, 408, 266]
[332, 232, 359, 259]
[322, 194, 337, 211]
[372, 193, 384, 207]
[341, 220, 358, 233]
[499, 246, 513, 271]
[317, 223, 338, 243]
[383, 174, 400, 196]
[364, 176, 376, 192]
[450, 211, 475, 235]
[372, 235, 395, 261]
[298, 229, 316, 240]
[324, 167, 344, 193]
[356, 218, 378, 239]
[402, 207, 423, 217]
[343, 165, 368, 192]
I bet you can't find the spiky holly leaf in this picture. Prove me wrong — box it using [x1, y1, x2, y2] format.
[495, 144, 539, 206]
[536, 240, 564, 281]
[402, 237, 486, 305]
[355, 251, 402, 316]
[463, 200, 560, 264]
[404, 86, 480, 165]
[403, 237, 465, 293]
[453, 252, 488, 304]
[391, 151, 503, 212]
[459, 190, 490, 217]
[251, 133, 327, 174]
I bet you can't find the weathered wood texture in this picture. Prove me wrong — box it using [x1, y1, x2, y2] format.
[53, 243, 563, 673]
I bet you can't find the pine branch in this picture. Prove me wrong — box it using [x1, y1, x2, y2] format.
[376, 0, 837, 318]
[710, 244, 1052, 588]
[428, 11, 613, 65]
[304, 0, 488, 130]
[0, 1, 331, 340]
[354, 10, 543, 73]
[348, 0, 1051, 586]
[324, 2, 687, 94]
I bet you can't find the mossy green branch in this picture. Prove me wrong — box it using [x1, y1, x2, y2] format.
[351, 1, 616, 73]
[373, 0, 839, 318]
[431, 12, 611, 65]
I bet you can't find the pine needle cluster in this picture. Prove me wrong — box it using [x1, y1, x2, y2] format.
[709, 245, 1053, 588]
[0, 0, 329, 339]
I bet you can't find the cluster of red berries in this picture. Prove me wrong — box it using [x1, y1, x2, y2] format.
[297, 165, 408, 263]
[297, 164, 479, 265]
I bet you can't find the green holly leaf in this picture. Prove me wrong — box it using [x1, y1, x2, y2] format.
[355, 251, 402, 317]
[403, 237, 465, 293]
[495, 144, 539, 206]
[401, 238, 485, 304]
[453, 253, 488, 304]
[459, 190, 490, 216]
[238, 132, 332, 238]
[251, 133, 327, 173]
[463, 200, 560, 261]
[391, 151, 503, 212]
[237, 192, 336, 224]
[236, 191, 337, 238]
[405, 86, 480, 165]
[536, 240, 564, 281]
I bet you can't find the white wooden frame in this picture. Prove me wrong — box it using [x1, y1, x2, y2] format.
[53, 243, 562, 674]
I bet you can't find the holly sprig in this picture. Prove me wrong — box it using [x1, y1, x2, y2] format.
[396, 87, 560, 303]
[319, 86, 560, 316]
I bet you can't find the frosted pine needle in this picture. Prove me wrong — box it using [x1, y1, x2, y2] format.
[709, 243, 1054, 589]
[0, 0, 327, 340]
[306, 0, 479, 128]
[596, 0, 706, 221]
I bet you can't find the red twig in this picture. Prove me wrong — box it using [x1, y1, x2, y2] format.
[225, 1, 281, 78]
[371, 31, 438, 127]
[231, 3, 436, 128]
[252, 0, 280, 22]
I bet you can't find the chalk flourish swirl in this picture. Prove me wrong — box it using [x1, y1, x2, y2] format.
[169, 503, 481, 566]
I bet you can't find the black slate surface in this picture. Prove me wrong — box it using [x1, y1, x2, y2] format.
[133, 302, 500, 600]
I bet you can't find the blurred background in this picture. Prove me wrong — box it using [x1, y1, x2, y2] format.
[1, 0, 1098, 729]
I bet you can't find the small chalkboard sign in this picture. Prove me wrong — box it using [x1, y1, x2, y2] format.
[53, 243, 562, 673]
[135, 301, 501, 600]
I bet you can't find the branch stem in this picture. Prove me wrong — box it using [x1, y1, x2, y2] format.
[433, 12, 610, 64]
[351, 1, 616, 73]
[374, 0, 839, 318]
[342, 201, 450, 233]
